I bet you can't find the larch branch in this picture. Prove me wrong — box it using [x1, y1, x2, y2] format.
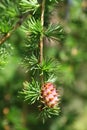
[0, 12, 30, 45]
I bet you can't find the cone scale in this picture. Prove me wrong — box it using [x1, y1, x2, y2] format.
[41, 82, 59, 108]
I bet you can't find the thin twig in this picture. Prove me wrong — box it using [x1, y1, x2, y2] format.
[0, 12, 30, 45]
[39, 0, 46, 83]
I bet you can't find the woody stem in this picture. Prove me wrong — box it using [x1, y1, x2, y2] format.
[39, 0, 46, 84]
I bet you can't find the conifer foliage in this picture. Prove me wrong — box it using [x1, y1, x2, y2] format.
[19, 0, 63, 122]
[0, 0, 64, 122]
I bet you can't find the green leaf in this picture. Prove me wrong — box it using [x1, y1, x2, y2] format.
[0, 43, 14, 70]
[49, 0, 63, 2]
[19, 0, 40, 14]
[22, 54, 38, 73]
[22, 17, 43, 36]
[45, 24, 64, 41]
[40, 58, 61, 75]
[38, 106, 60, 123]
[0, 16, 13, 33]
[20, 79, 40, 104]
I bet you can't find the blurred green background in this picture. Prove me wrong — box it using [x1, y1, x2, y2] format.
[0, 0, 87, 130]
